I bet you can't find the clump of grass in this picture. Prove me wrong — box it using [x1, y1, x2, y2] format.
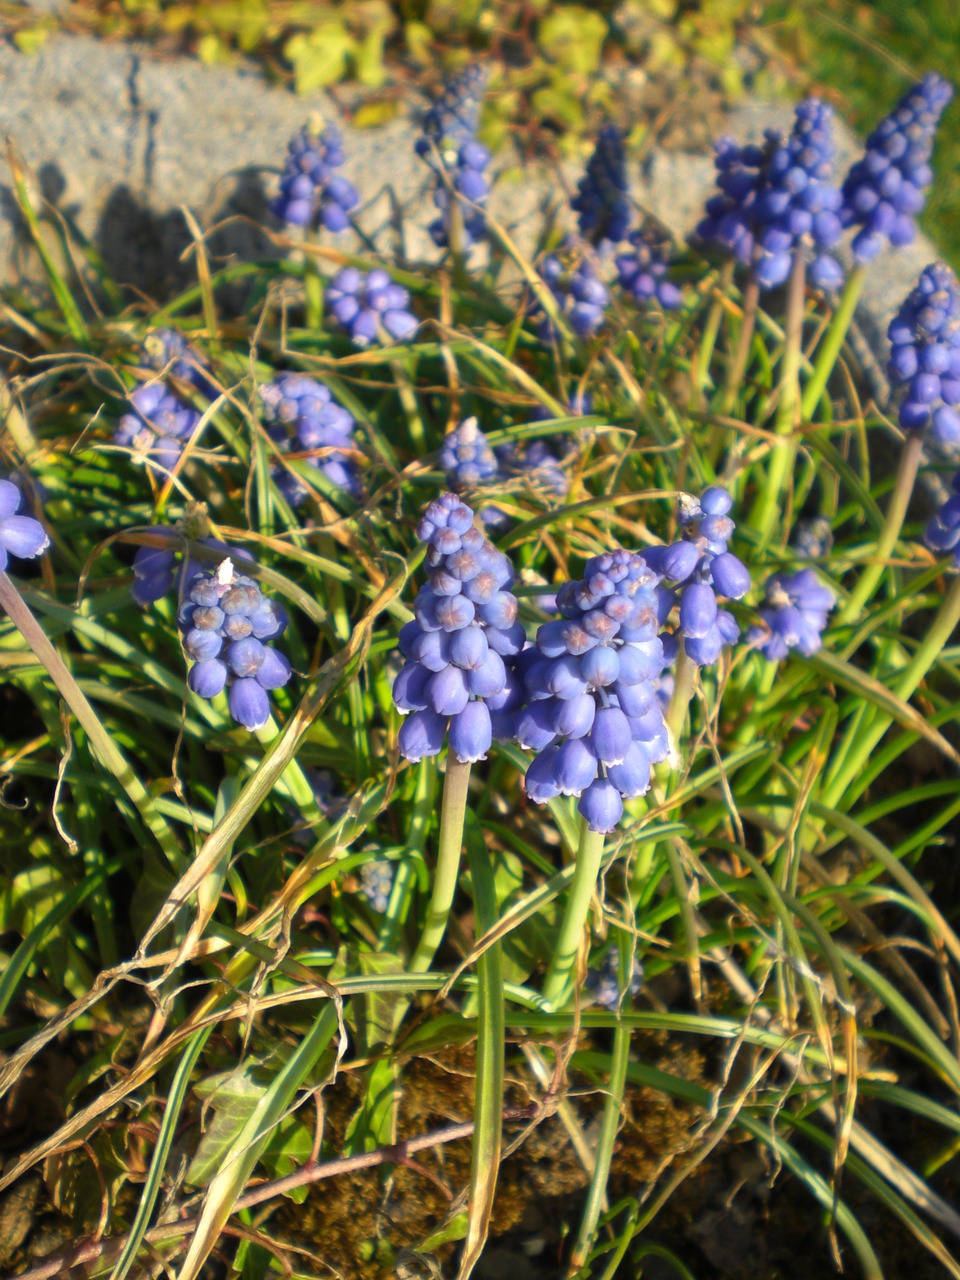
[2, 64, 960, 1280]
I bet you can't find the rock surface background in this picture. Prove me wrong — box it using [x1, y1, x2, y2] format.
[0, 31, 940, 392]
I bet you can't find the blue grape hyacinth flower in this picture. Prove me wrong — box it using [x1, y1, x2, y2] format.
[571, 124, 631, 249]
[393, 493, 524, 764]
[271, 123, 360, 233]
[327, 267, 418, 347]
[131, 529, 249, 607]
[440, 417, 500, 488]
[537, 249, 610, 340]
[840, 74, 954, 263]
[114, 383, 201, 474]
[0, 479, 49, 574]
[517, 548, 671, 834]
[887, 262, 960, 446]
[179, 558, 291, 731]
[417, 64, 491, 250]
[140, 328, 217, 398]
[925, 470, 960, 566]
[615, 226, 682, 310]
[585, 945, 644, 1010]
[748, 569, 836, 661]
[359, 860, 394, 914]
[643, 488, 751, 667]
[697, 99, 844, 290]
[261, 372, 361, 504]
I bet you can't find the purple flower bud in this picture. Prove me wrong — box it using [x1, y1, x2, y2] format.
[188, 658, 228, 699]
[578, 779, 624, 833]
[399, 709, 448, 761]
[449, 701, 492, 763]
[679, 582, 718, 638]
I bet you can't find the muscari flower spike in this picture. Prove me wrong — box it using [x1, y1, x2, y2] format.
[585, 946, 644, 1011]
[140, 328, 217, 398]
[925, 469, 960, 567]
[0, 479, 49, 575]
[114, 382, 201, 474]
[271, 123, 360, 233]
[440, 417, 499, 488]
[747, 569, 836, 662]
[615, 225, 682, 310]
[840, 73, 954, 263]
[416, 63, 491, 250]
[697, 98, 844, 290]
[359, 860, 394, 914]
[793, 515, 834, 560]
[393, 493, 525, 765]
[260, 372, 361, 505]
[179, 558, 291, 731]
[131, 529, 254, 607]
[643, 487, 751, 667]
[571, 124, 631, 249]
[517, 548, 671, 834]
[537, 248, 610, 340]
[327, 267, 418, 348]
[887, 262, 960, 446]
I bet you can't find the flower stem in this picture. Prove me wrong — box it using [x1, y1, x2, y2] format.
[409, 756, 472, 974]
[541, 820, 606, 1011]
[666, 643, 698, 748]
[835, 432, 924, 627]
[720, 269, 760, 416]
[303, 227, 324, 331]
[823, 573, 960, 810]
[800, 262, 867, 422]
[750, 247, 806, 547]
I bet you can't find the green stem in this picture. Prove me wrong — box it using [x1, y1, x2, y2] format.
[823, 573, 960, 810]
[694, 262, 732, 400]
[252, 716, 326, 831]
[541, 821, 606, 1011]
[835, 432, 924, 627]
[750, 247, 806, 547]
[567, 928, 632, 1273]
[409, 756, 472, 974]
[304, 227, 324, 331]
[0, 573, 182, 868]
[666, 643, 698, 747]
[800, 262, 867, 422]
[720, 268, 760, 416]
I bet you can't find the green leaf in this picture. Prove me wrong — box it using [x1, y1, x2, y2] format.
[186, 1063, 268, 1187]
[284, 23, 356, 93]
[537, 5, 608, 73]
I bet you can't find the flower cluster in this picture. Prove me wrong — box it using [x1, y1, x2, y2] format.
[497, 439, 569, 499]
[887, 262, 960, 445]
[417, 63, 487, 157]
[841, 74, 954, 262]
[393, 494, 524, 764]
[696, 100, 843, 289]
[140, 328, 216, 397]
[518, 549, 670, 834]
[260, 373, 360, 505]
[0, 479, 49, 574]
[440, 417, 499, 488]
[416, 64, 491, 250]
[615, 227, 682, 310]
[697, 100, 843, 289]
[793, 515, 833, 560]
[327, 268, 418, 347]
[585, 946, 644, 1010]
[538, 250, 609, 339]
[748, 569, 835, 661]
[114, 382, 202, 473]
[644, 488, 750, 667]
[925, 470, 960, 567]
[571, 125, 631, 248]
[131, 529, 252, 607]
[271, 124, 359, 232]
[359, 860, 394, 914]
[179, 558, 291, 731]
